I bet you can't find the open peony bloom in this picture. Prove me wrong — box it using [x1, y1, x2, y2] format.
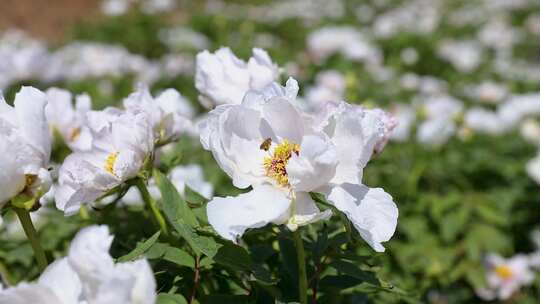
[123, 85, 193, 145]
[476, 254, 535, 301]
[0, 87, 52, 208]
[55, 108, 154, 215]
[200, 78, 398, 252]
[0, 225, 156, 304]
[45, 88, 93, 151]
[195, 47, 279, 108]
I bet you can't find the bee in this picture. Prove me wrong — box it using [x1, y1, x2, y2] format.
[260, 138, 272, 151]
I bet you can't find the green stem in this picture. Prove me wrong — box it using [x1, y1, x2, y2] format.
[293, 229, 308, 304]
[135, 179, 169, 236]
[14, 207, 48, 272]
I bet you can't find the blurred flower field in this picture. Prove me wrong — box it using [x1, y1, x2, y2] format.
[2, 0, 540, 303]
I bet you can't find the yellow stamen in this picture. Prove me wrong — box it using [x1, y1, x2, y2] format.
[495, 265, 513, 280]
[69, 127, 82, 142]
[25, 175, 37, 187]
[263, 140, 300, 187]
[104, 152, 119, 177]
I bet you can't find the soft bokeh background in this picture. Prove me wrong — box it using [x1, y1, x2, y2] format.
[3, 0, 540, 303]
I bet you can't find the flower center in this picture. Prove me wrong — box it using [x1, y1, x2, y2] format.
[494, 265, 513, 280]
[69, 127, 81, 142]
[104, 152, 119, 177]
[263, 139, 300, 187]
[25, 174, 37, 187]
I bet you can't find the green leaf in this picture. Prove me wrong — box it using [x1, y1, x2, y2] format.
[319, 275, 363, 290]
[278, 236, 298, 280]
[475, 203, 506, 225]
[163, 247, 196, 268]
[312, 227, 328, 262]
[154, 169, 198, 228]
[155, 170, 221, 258]
[156, 293, 187, 304]
[185, 185, 209, 207]
[205, 295, 251, 304]
[251, 264, 276, 284]
[146, 243, 197, 268]
[329, 260, 380, 286]
[117, 231, 160, 262]
[213, 243, 253, 271]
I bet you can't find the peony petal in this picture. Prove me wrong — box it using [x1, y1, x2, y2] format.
[114, 259, 157, 304]
[14, 86, 51, 162]
[322, 102, 386, 185]
[0, 283, 60, 304]
[207, 185, 291, 241]
[38, 258, 82, 304]
[287, 134, 337, 192]
[326, 183, 398, 252]
[261, 97, 304, 143]
[68, 225, 115, 299]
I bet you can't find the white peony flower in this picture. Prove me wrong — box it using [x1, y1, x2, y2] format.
[307, 26, 381, 64]
[200, 78, 398, 251]
[303, 70, 346, 111]
[55, 109, 154, 215]
[123, 85, 193, 145]
[475, 254, 535, 301]
[437, 39, 482, 73]
[498, 93, 540, 128]
[464, 107, 507, 135]
[0, 225, 157, 304]
[465, 81, 508, 104]
[45, 88, 92, 151]
[520, 119, 540, 146]
[0, 87, 52, 208]
[195, 47, 279, 108]
[417, 95, 463, 146]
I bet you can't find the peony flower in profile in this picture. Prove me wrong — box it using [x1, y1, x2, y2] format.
[195, 47, 279, 108]
[200, 78, 398, 252]
[0, 87, 52, 208]
[45, 88, 93, 151]
[475, 254, 535, 301]
[0, 225, 156, 304]
[123, 85, 193, 145]
[55, 108, 154, 215]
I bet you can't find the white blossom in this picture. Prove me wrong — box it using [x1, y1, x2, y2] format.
[123, 85, 193, 144]
[45, 88, 93, 151]
[0, 225, 156, 304]
[307, 26, 381, 64]
[195, 47, 279, 108]
[0, 87, 52, 208]
[476, 254, 535, 301]
[55, 108, 154, 215]
[200, 78, 398, 251]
